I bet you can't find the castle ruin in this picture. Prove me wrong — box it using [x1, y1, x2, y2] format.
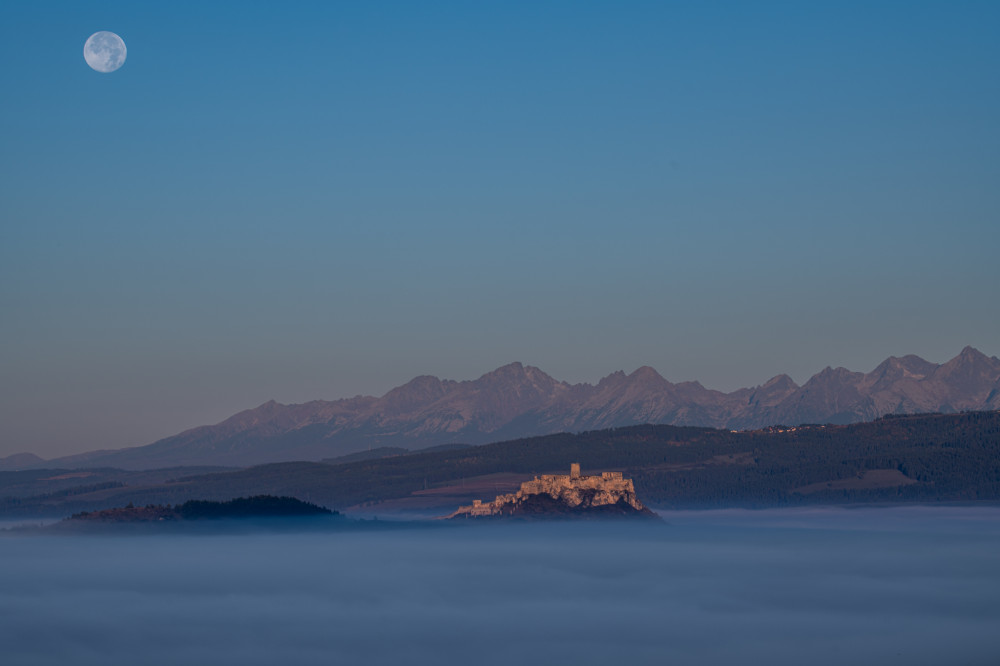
[446, 463, 650, 518]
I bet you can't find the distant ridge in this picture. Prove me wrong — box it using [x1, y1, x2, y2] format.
[26, 347, 1000, 469]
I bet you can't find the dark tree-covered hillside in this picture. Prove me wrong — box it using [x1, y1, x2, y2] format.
[2, 412, 998, 516]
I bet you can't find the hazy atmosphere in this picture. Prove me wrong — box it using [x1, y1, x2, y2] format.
[1, 1, 997, 458]
[2, 5, 998, 665]
[4, 508, 1000, 665]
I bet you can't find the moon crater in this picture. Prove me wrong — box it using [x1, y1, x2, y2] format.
[84, 31, 127, 73]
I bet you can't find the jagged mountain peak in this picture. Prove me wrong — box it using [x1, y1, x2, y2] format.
[808, 365, 864, 383]
[893, 354, 938, 371]
[963, 346, 1000, 367]
[400, 374, 444, 387]
[625, 366, 670, 388]
[473, 362, 562, 393]
[382, 374, 447, 393]
[224, 398, 282, 419]
[479, 361, 527, 377]
[221, 399, 284, 426]
[215, 397, 350, 434]
[577, 366, 679, 420]
[677, 380, 706, 390]
[595, 370, 628, 387]
[478, 361, 554, 381]
[865, 354, 939, 387]
[741, 374, 800, 411]
[762, 374, 798, 390]
[43, 349, 1000, 469]
[932, 346, 1000, 397]
[380, 375, 450, 412]
[939, 346, 1000, 371]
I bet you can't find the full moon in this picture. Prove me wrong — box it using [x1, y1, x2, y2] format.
[84, 31, 127, 73]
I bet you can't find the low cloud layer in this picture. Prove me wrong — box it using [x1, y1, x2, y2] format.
[2, 508, 1000, 665]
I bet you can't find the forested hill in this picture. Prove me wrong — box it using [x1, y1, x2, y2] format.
[2, 411, 998, 516]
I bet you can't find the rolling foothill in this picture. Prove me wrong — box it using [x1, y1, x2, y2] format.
[2, 410, 998, 521]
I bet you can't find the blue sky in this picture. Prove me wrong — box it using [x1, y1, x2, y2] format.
[1, 1, 998, 457]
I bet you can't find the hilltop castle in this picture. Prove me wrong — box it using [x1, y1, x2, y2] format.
[447, 463, 655, 519]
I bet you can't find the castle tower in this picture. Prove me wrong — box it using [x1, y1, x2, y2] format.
[570, 462, 581, 479]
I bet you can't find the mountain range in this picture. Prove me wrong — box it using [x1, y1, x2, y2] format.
[7, 346, 999, 470]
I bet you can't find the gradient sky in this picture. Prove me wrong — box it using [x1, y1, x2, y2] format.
[1, 1, 998, 458]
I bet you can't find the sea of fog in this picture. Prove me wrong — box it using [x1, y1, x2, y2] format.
[2, 507, 1000, 665]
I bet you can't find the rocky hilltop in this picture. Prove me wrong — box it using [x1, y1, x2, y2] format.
[447, 464, 658, 520]
[18, 346, 1000, 469]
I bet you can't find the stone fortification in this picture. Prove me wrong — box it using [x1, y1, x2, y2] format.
[447, 464, 654, 519]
